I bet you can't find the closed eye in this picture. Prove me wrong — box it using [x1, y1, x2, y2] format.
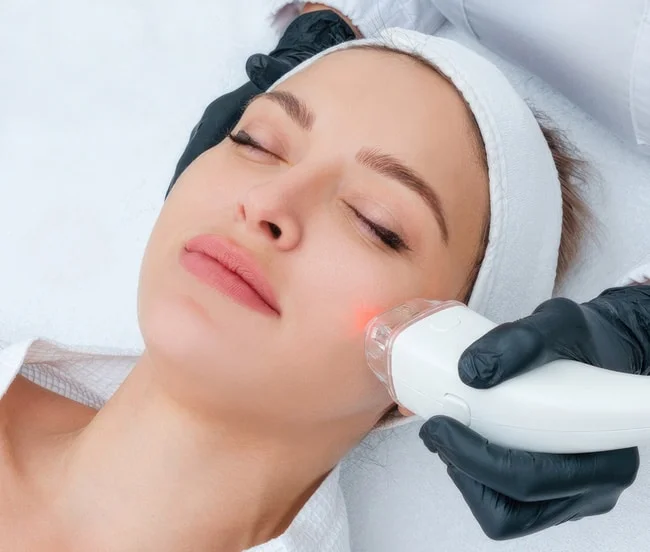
[228, 130, 280, 160]
[348, 205, 409, 252]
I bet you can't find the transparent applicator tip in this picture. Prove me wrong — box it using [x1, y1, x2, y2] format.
[364, 299, 463, 401]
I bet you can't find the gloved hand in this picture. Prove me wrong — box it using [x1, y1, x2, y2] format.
[245, 9, 358, 91]
[420, 284, 650, 540]
[165, 9, 356, 197]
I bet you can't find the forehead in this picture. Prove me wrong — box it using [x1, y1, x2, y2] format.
[272, 47, 476, 167]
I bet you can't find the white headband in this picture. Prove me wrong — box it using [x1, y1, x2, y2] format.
[270, 28, 562, 324]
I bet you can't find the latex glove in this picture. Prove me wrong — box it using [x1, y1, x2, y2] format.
[166, 9, 356, 197]
[246, 9, 358, 91]
[419, 285, 650, 540]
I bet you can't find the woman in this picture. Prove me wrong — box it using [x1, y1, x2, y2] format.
[0, 29, 588, 551]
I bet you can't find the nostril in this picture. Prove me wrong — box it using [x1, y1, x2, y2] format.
[267, 222, 282, 239]
[269, 222, 282, 239]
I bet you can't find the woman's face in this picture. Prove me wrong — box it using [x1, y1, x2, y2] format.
[137, 48, 488, 432]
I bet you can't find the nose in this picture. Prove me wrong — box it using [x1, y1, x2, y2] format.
[237, 166, 335, 251]
[237, 199, 300, 250]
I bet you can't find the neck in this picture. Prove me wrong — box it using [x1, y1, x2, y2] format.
[49, 351, 361, 552]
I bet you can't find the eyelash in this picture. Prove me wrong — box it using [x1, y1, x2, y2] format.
[228, 130, 277, 158]
[228, 130, 409, 252]
[349, 205, 409, 252]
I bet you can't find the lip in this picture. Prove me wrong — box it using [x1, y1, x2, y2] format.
[181, 234, 280, 316]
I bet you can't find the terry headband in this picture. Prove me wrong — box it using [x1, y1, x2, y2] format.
[269, 28, 563, 324]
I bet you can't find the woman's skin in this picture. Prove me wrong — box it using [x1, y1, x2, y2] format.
[0, 47, 488, 551]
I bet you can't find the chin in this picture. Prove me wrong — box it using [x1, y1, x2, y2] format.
[139, 288, 260, 373]
[137, 291, 289, 417]
[139, 292, 210, 357]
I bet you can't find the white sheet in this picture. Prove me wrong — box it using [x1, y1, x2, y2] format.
[2, 2, 650, 551]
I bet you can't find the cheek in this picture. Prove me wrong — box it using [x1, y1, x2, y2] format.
[171, 144, 253, 203]
[279, 247, 422, 412]
[293, 245, 405, 331]
[352, 305, 387, 335]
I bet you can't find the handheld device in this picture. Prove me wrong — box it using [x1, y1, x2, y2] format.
[365, 299, 650, 453]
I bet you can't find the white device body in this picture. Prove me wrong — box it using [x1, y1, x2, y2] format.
[366, 301, 650, 453]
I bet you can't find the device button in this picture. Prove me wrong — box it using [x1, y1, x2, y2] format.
[427, 314, 461, 332]
[442, 393, 471, 426]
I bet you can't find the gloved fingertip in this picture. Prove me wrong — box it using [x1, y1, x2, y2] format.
[420, 416, 460, 454]
[245, 54, 267, 80]
[247, 55, 291, 90]
[419, 418, 441, 452]
[459, 352, 496, 389]
[458, 353, 479, 386]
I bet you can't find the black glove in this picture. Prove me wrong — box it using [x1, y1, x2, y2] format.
[165, 10, 356, 198]
[420, 284, 650, 540]
[246, 9, 358, 91]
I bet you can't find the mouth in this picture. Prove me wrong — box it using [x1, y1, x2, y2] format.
[180, 234, 280, 317]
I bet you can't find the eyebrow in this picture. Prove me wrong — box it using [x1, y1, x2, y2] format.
[356, 148, 449, 244]
[249, 91, 315, 131]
